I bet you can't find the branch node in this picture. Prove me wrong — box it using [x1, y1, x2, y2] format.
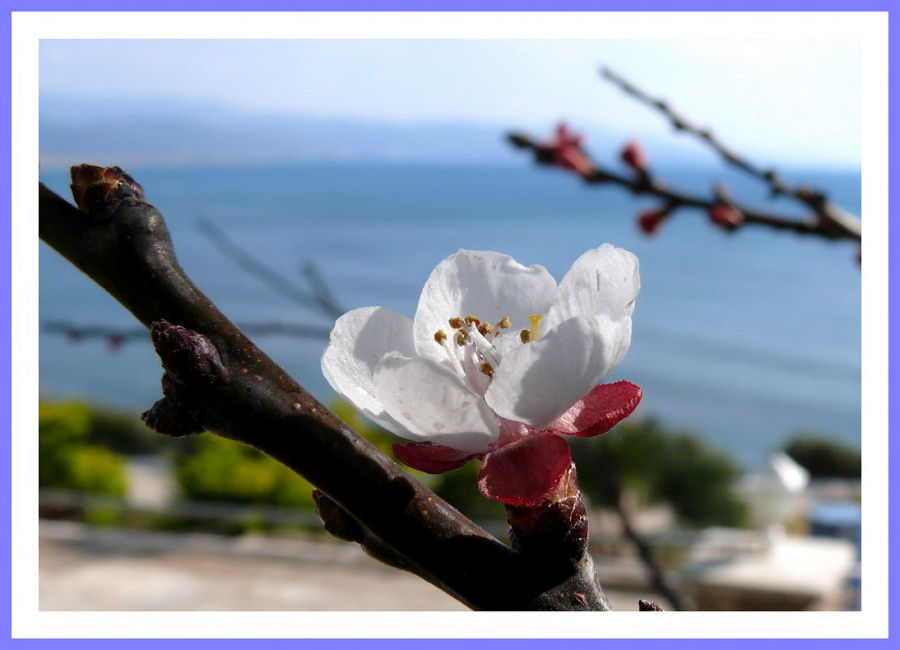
[70, 164, 146, 221]
[639, 599, 665, 611]
[506, 132, 534, 149]
[141, 395, 206, 437]
[150, 320, 228, 385]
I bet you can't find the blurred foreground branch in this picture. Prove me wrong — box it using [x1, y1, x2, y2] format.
[38, 165, 617, 611]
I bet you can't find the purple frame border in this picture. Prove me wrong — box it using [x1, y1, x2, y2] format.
[5, 1, 894, 646]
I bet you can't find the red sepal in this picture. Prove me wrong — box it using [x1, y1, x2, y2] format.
[545, 381, 642, 438]
[392, 442, 481, 474]
[477, 433, 571, 507]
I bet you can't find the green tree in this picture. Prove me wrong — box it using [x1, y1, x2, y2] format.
[784, 434, 861, 479]
[571, 418, 747, 528]
[39, 400, 128, 496]
[173, 434, 317, 509]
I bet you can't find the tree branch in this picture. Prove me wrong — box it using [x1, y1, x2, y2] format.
[507, 131, 859, 242]
[43, 319, 331, 349]
[197, 217, 345, 319]
[599, 66, 860, 241]
[39, 166, 614, 611]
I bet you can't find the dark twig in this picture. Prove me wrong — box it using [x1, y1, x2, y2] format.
[196, 217, 344, 320]
[299, 259, 345, 318]
[43, 319, 332, 348]
[39, 166, 614, 611]
[507, 130, 860, 244]
[596, 465, 686, 611]
[599, 66, 861, 241]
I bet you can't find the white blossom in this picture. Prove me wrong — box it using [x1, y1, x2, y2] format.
[322, 245, 640, 454]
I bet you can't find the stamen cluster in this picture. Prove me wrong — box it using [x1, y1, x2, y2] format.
[433, 313, 542, 393]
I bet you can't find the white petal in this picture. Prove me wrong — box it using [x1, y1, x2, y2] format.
[413, 249, 558, 363]
[321, 306, 417, 435]
[484, 316, 628, 429]
[373, 353, 499, 452]
[545, 244, 640, 331]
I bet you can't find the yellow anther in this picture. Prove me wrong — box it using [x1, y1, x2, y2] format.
[455, 331, 468, 346]
[434, 330, 447, 344]
[448, 317, 464, 329]
[529, 314, 543, 341]
[498, 316, 511, 329]
[478, 322, 494, 336]
[464, 315, 480, 327]
[480, 361, 495, 378]
[520, 329, 531, 343]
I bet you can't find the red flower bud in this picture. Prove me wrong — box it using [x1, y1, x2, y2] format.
[637, 208, 670, 236]
[708, 204, 744, 231]
[621, 141, 647, 172]
[541, 122, 594, 176]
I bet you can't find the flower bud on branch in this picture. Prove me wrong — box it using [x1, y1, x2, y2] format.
[637, 205, 675, 236]
[620, 140, 648, 175]
[708, 203, 745, 231]
[70, 164, 145, 221]
[141, 321, 228, 437]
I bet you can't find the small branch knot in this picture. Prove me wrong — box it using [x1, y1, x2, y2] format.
[639, 599, 664, 611]
[141, 396, 205, 437]
[150, 320, 228, 385]
[142, 321, 228, 437]
[70, 164, 146, 221]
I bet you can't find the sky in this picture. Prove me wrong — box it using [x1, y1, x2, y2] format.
[39, 37, 862, 168]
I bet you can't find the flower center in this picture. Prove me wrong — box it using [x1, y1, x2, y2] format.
[433, 313, 543, 396]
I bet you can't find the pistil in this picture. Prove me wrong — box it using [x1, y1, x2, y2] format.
[528, 314, 543, 341]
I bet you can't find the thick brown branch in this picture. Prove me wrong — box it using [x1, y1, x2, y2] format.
[39, 170, 611, 611]
[600, 66, 860, 241]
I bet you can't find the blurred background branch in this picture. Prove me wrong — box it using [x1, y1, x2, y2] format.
[507, 66, 861, 255]
[42, 218, 343, 349]
[599, 67, 861, 241]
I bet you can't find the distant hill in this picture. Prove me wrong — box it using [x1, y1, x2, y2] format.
[39, 94, 710, 170]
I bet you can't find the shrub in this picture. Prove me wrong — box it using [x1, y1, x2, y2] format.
[571, 418, 747, 528]
[173, 434, 316, 509]
[87, 408, 167, 455]
[784, 435, 861, 479]
[39, 400, 128, 497]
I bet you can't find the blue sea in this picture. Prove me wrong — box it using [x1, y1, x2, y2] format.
[38, 163, 861, 470]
